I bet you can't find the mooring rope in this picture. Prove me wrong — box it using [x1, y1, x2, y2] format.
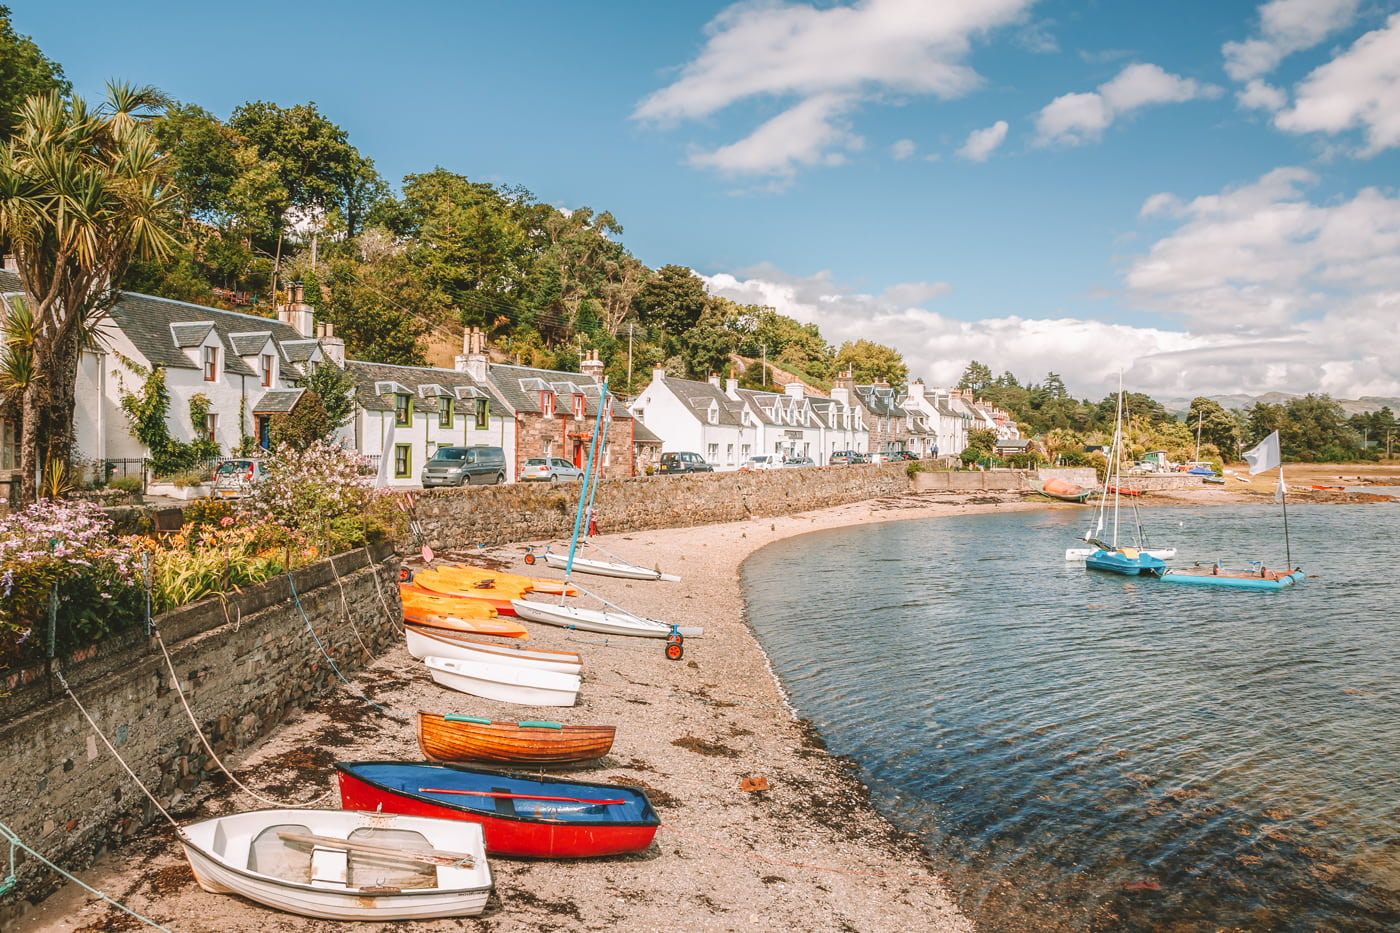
[326, 554, 376, 660]
[0, 822, 175, 931]
[286, 572, 408, 721]
[150, 626, 334, 807]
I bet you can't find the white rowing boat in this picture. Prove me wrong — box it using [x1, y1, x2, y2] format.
[424, 655, 580, 707]
[511, 599, 702, 639]
[541, 551, 680, 582]
[179, 808, 492, 920]
[404, 624, 583, 675]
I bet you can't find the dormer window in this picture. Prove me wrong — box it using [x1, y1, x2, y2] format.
[260, 353, 274, 387]
[541, 391, 555, 416]
[572, 393, 585, 420]
[707, 402, 718, 425]
[202, 345, 219, 381]
[439, 398, 454, 428]
[394, 394, 412, 426]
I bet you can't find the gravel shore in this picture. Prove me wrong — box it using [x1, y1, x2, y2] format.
[18, 484, 1269, 933]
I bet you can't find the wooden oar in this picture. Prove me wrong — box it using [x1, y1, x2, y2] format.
[417, 786, 626, 805]
[275, 830, 476, 867]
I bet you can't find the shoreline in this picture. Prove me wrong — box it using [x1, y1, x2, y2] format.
[9, 482, 1335, 932]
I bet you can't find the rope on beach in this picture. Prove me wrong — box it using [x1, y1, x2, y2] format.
[286, 572, 409, 721]
[563, 635, 657, 651]
[326, 554, 376, 661]
[0, 822, 175, 931]
[659, 822, 948, 886]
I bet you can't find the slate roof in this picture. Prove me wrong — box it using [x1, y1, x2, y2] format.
[345, 360, 497, 414]
[654, 374, 746, 427]
[252, 389, 304, 415]
[485, 364, 629, 420]
[631, 420, 663, 444]
[228, 331, 276, 356]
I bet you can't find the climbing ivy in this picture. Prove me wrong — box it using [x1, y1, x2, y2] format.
[115, 355, 221, 476]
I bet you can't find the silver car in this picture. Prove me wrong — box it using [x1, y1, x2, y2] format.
[519, 457, 585, 482]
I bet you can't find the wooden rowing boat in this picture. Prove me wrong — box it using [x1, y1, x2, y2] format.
[335, 761, 659, 858]
[1030, 477, 1092, 503]
[178, 807, 492, 920]
[417, 712, 614, 765]
[423, 656, 579, 707]
[404, 624, 580, 674]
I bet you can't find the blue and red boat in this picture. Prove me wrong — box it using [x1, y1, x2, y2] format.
[334, 761, 659, 859]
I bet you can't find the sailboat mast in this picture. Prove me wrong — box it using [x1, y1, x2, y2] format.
[1111, 375, 1124, 547]
[1280, 464, 1293, 570]
[564, 378, 609, 578]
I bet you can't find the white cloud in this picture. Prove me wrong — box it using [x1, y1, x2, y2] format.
[1237, 78, 1288, 111]
[1222, 0, 1361, 82]
[1273, 12, 1400, 155]
[957, 120, 1009, 161]
[891, 138, 917, 160]
[1034, 64, 1216, 147]
[689, 94, 865, 175]
[634, 0, 1035, 175]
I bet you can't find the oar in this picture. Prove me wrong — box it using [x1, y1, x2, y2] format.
[274, 830, 476, 868]
[418, 786, 626, 805]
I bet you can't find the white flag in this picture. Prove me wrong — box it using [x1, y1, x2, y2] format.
[1242, 430, 1281, 475]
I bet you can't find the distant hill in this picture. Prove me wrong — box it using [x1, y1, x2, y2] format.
[1160, 393, 1400, 417]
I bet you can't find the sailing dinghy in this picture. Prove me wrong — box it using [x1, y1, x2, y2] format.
[423, 655, 580, 707]
[178, 807, 492, 920]
[405, 624, 582, 675]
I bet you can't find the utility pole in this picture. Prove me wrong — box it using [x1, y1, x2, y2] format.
[627, 323, 633, 393]
[761, 344, 767, 390]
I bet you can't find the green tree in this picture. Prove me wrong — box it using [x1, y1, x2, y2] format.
[957, 360, 994, 393]
[1186, 397, 1242, 460]
[0, 84, 178, 503]
[632, 264, 708, 334]
[834, 339, 908, 387]
[0, 7, 68, 144]
[301, 361, 357, 435]
[269, 391, 332, 451]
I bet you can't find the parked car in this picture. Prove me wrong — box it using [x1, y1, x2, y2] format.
[828, 450, 857, 465]
[212, 458, 268, 498]
[740, 455, 780, 472]
[520, 457, 585, 482]
[784, 456, 815, 467]
[657, 451, 713, 474]
[421, 445, 508, 486]
[891, 451, 919, 461]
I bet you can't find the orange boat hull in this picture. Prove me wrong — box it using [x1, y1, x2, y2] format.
[417, 712, 614, 765]
[401, 583, 517, 617]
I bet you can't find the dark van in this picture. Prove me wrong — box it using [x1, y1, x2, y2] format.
[421, 445, 508, 486]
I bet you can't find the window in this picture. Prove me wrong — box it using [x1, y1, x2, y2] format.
[260, 353, 274, 387]
[740, 444, 750, 459]
[204, 413, 218, 444]
[395, 394, 411, 426]
[439, 398, 454, 428]
[540, 391, 555, 416]
[474, 398, 489, 429]
[202, 345, 218, 381]
[393, 444, 411, 478]
[726, 443, 734, 464]
[707, 443, 718, 461]
[572, 394, 585, 420]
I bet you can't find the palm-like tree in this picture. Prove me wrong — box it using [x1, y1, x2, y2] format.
[0, 81, 177, 503]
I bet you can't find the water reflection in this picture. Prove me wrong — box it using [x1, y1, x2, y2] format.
[741, 504, 1400, 932]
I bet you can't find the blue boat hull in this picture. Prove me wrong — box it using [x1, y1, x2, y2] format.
[1160, 569, 1305, 590]
[1084, 548, 1166, 577]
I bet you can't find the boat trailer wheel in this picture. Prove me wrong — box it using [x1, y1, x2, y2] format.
[523, 552, 536, 565]
[665, 642, 684, 661]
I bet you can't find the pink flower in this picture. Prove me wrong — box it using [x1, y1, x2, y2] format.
[220, 516, 235, 527]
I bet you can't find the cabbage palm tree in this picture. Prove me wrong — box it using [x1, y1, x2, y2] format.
[0, 81, 177, 502]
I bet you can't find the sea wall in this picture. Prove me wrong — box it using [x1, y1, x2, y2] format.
[910, 468, 1208, 494]
[410, 462, 917, 549]
[0, 544, 400, 928]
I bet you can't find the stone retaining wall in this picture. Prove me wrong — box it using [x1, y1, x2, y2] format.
[0, 544, 400, 928]
[410, 463, 917, 549]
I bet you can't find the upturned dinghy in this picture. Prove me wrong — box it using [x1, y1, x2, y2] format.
[418, 712, 615, 765]
[405, 624, 581, 675]
[424, 655, 580, 707]
[178, 808, 492, 920]
[336, 761, 659, 858]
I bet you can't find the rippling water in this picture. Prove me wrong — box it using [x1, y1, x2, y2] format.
[741, 503, 1400, 932]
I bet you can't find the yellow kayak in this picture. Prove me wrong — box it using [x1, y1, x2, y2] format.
[431, 563, 579, 597]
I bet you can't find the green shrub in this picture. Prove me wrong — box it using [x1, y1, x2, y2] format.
[110, 476, 142, 494]
[169, 472, 207, 489]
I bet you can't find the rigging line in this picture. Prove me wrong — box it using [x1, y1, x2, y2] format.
[562, 377, 608, 585]
[657, 822, 947, 886]
[0, 822, 176, 933]
[285, 572, 409, 721]
[54, 671, 180, 831]
[149, 625, 334, 808]
[326, 552, 376, 661]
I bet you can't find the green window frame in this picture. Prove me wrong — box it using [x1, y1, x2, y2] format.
[474, 398, 489, 429]
[393, 443, 411, 478]
[394, 394, 412, 426]
[439, 398, 454, 428]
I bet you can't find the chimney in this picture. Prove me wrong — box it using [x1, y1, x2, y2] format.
[784, 382, 804, 399]
[907, 379, 925, 402]
[725, 377, 738, 398]
[277, 281, 315, 337]
[652, 365, 666, 383]
[2, 254, 16, 273]
[319, 319, 345, 367]
[455, 326, 489, 382]
[708, 372, 721, 389]
[580, 350, 605, 381]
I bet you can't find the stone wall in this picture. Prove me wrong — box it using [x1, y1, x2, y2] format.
[410, 463, 917, 549]
[0, 544, 400, 927]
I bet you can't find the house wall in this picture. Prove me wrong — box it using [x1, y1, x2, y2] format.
[629, 380, 706, 454]
[513, 412, 634, 480]
[0, 545, 400, 926]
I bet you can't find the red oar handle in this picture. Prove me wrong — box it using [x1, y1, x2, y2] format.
[418, 786, 626, 805]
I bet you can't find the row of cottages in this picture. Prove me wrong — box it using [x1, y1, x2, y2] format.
[0, 269, 653, 486]
[628, 369, 870, 468]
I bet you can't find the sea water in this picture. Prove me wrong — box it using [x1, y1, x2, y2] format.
[741, 503, 1400, 932]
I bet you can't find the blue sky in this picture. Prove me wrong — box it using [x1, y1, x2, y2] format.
[15, 0, 1400, 401]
